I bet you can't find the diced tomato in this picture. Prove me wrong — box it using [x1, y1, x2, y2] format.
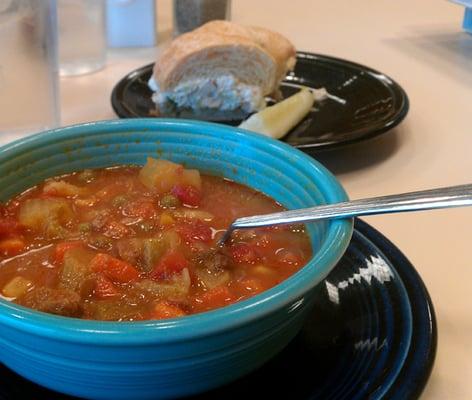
[171, 185, 202, 206]
[123, 199, 157, 219]
[150, 301, 187, 319]
[177, 220, 212, 243]
[0, 218, 22, 236]
[230, 243, 260, 264]
[0, 237, 25, 256]
[90, 253, 140, 283]
[274, 248, 303, 266]
[195, 286, 235, 310]
[54, 240, 84, 264]
[94, 274, 119, 299]
[150, 250, 189, 280]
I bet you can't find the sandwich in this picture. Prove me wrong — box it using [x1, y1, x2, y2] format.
[148, 20, 296, 120]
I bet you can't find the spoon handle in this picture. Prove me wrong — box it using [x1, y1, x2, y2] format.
[220, 184, 472, 242]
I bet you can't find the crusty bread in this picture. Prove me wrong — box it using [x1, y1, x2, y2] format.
[151, 20, 296, 119]
[154, 30, 276, 94]
[197, 21, 296, 87]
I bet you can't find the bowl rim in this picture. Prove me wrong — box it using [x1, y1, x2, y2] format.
[0, 119, 353, 345]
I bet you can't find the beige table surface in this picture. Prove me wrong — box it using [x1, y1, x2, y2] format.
[55, 0, 472, 398]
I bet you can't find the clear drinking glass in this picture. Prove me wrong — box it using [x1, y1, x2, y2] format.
[173, 0, 231, 36]
[0, 0, 60, 140]
[58, 0, 106, 76]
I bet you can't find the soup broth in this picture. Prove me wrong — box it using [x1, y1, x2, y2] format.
[0, 158, 312, 321]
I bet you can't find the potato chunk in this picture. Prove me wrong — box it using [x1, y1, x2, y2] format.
[139, 158, 202, 193]
[59, 247, 95, 292]
[181, 169, 202, 190]
[43, 180, 85, 197]
[18, 198, 74, 238]
[2, 276, 34, 298]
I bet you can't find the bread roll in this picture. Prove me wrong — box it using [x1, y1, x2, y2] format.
[197, 21, 296, 86]
[150, 20, 296, 120]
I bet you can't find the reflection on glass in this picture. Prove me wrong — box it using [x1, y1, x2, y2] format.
[0, 0, 60, 137]
[58, 0, 106, 76]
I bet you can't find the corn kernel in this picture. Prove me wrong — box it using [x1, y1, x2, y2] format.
[160, 212, 175, 226]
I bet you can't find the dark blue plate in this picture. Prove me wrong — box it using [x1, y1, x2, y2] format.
[0, 219, 436, 400]
[110, 52, 409, 152]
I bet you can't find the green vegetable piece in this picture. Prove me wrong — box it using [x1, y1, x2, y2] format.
[140, 221, 155, 232]
[88, 234, 113, 250]
[159, 194, 181, 209]
[84, 299, 143, 321]
[78, 222, 92, 233]
[142, 230, 181, 271]
[111, 195, 128, 208]
[133, 269, 191, 300]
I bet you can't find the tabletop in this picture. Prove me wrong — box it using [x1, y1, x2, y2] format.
[8, 0, 472, 398]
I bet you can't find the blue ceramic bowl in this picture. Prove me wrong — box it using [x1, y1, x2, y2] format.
[0, 119, 353, 399]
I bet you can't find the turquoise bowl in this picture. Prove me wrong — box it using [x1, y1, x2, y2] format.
[0, 119, 353, 399]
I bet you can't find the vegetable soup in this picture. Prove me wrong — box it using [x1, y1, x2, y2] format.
[0, 158, 312, 321]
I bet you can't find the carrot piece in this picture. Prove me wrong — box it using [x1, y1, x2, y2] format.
[151, 301, 186, 320]
[90, 253, 140, 283]
[0, 237, 25, 257]
[230, 243, 260, 264]
[54, 241, 84, 264]
[94, 274, 120, 299]
[123, 199, 157, 219]
[196, 286, 235, 310]
[150, 250, 189, 280]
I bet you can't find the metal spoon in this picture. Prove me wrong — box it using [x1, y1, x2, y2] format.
[218, 183, 472, 245]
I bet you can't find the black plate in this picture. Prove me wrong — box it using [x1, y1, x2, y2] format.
[0, 219, 435, 400]
[111, 52, 409, 151]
